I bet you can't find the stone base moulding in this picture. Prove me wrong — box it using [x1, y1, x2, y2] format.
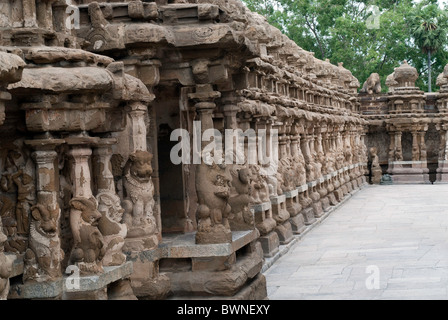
[388, 161, 431, 184]
[157, 230, 264, 298]
[8, 261, 134, 300]
[435, 160, 448, 183]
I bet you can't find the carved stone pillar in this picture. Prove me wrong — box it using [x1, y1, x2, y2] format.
[289, 124, 306, 234]
[37, 0, 58, 30]
[412, 131, 420, 162]
[418, 131, 427, 162]
[436, 124, 448, 183]
[22, 0, 37, 28]
[23, 139, 65, 283]
[394, 131, 403, 161]
[92, 139, 116, 194]
[272, 121, 293, 245]
[189, 84, 232, 245]
[0, 88, 12, 294]
[290, 133, 306, 186]
[224, 104, 254, 232]
[444, 129, 448, 161]
[320, 131, 330, 174]
[67, 144, 94, 199]
[359, 127, 368, 185]
[127, 102, 148, 153]
[343, 129, 353, 165]
[309, 133, 322, 179]
[66, 138, 105, 275]
[301, 133, 314, 182]
[278, 125, 289, 193]
[92, 138, 128, 267]
[439, 128, 448, 161]
[298, 131, 315, 225]
[333, 128, 344, 202]
[223, 104, 239, 131]
[338, 130, 345, 168]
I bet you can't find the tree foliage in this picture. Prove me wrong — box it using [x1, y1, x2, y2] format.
[242, 0, 448, 92]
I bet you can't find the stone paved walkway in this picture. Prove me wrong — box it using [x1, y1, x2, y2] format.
[263, 184, 448, 300]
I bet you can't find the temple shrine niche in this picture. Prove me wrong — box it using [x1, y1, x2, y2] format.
[360, 60, 448, 185]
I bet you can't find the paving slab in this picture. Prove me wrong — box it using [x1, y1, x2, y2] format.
[263, 184, 448, 300]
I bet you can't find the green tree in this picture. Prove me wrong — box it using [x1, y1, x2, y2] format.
[241, 0, 448, 93]
[408, 2, 448, 92]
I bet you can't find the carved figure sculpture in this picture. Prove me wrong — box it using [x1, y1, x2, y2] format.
[0, 195, 26, 253]
[370, 147, 382, 184]
[249, 164, 270, 204]
[23, 204, 63, 282]
[69, 197, 105, 275]
[360, 73, 381, 94]
[278, 157, 296, 192]
[12, 169, 35, 235]
[386, 71, 398, 92]
[260, 162, 280, 197]
[195, 152, 232, 244]
[437, 72, 447, 88]
[0, 219, 12, 299]
[122, 151, 157, 239]
[96, 192, 127, 266]
[228, 166, 254, 230]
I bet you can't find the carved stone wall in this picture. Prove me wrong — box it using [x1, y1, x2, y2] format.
[0, 0, 368, 300]
[361, 61, 448, 184]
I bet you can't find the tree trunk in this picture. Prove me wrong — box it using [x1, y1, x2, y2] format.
[428, 51, 432, 93]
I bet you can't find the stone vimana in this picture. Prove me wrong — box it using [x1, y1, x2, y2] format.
[0, 0, 447, 301]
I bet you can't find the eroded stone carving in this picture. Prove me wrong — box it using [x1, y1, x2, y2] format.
[12, 166, 35, 236]
[122, 150, 158, 250]
[69, 197, 105, 275]
[195, 152, 232, 244]
[0, 219, 12, 300]
[249, 164, 270, 204]
[96, 192, 127, 266]
[370, 147, 382, 184]
[394, 60, 419, 88]
[24, 204, 64, 282]
[0, 0, 374, 300]
[386, 71, 398, 92]
[360, 73, 381, 94]
[228, 166, 254, 231]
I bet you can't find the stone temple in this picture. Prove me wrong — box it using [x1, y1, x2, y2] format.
[0, 0, 444, 300]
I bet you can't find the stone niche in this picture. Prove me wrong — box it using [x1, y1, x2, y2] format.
[359, 60, 448, 185]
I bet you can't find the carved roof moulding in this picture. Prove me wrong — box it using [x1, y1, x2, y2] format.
[238, 99, 275, 117]
[76, 1, 247, 53]
[8, 66, 114, 95]
[5, 44, 151, 134]
[7, 45, 151, 101]
[0, 50, 25, 127]
[0, 51, 26, 86]
[23, 46, 114, 66]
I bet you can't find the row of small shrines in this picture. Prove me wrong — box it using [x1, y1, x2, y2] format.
[0, 0, 421, 301]
[0, 57, 367, 298]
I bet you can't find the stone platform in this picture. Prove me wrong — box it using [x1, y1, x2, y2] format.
[264, 184, 448, 300]
[8, 261, 134, 300]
